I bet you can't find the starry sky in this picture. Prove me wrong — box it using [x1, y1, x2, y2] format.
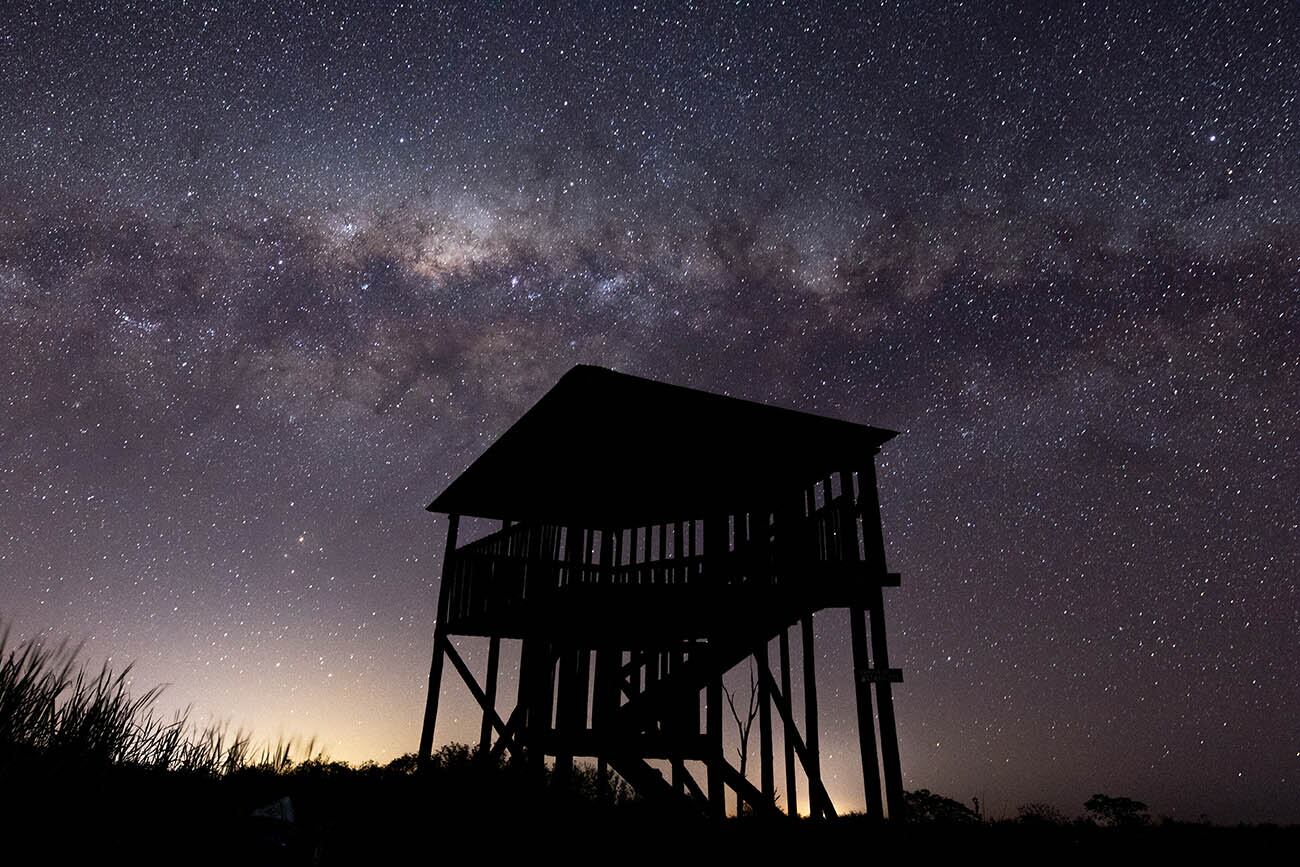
[1, 0, 1296, 823]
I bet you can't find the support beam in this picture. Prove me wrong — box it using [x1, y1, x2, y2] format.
[869, 598, 904, 819]
[779, 628, 798, 817]
[592, 649, 621, 733]
[490, 705, 524, 761]
[858, 462, 906, 820]
[755, 656, 837, 818]
[677, 762, 708, 805]
[800, 613, 828, 819]
[554, 646, 583, 780]
[705, 513, 728, 819]
[417, 629, 447, 764]
[443, 637, 518, 754]
[707, 667, 725, 818]
[518, 638, 554, 771]
[850, 605, 884, 819]
[605, 754, 702, 818]
[717, 759, 784, 819]
[757, 640, 774, 803]
[475, 518, 510, 755]
[478, 636, 500, 753]
[839, 469, 886, 820]
[418, 513, 459, 763]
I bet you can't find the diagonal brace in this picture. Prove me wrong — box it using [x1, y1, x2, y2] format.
[755, 657, 838, 819]
[442, 636, 521, 758]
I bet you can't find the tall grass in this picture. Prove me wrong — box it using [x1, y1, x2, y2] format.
[0, 619, 320, 776]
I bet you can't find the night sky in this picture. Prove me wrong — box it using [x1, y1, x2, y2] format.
[1, 1, 1296, 823]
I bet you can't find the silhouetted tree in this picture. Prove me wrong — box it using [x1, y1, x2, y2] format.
[722, 658, 759, 815]
[1017, 802, 1069, 825]
[1085, 793, 1150, 827]
[904, 789, 981, 824]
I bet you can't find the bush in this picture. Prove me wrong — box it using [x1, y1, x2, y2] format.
[1017, 802, 1069, 825]
[904, 789, 981, 824]
[1085, 793, 1150, 827]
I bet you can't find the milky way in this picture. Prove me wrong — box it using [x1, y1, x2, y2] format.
[1, 2, 1296, 822]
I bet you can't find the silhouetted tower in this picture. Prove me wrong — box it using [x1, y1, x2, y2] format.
[418, 365, 906, 818]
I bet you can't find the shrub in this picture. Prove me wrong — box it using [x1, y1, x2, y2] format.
[1017, 802, 1069, 825]
[1085, 793, 1150, 827]
[904, 788, 981, 824]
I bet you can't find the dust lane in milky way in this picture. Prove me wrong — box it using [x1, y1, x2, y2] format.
[0, 1, 1296, 822]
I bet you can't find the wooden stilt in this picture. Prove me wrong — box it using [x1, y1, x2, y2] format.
[704, 511, 728, 819]
[519, 638, 554, 772]
[869, 599, 904, 819]
[718, 760, 784, 819]
[629, 649, 642, 697]
[757, 640, 774, 803]
[754, 657, 836, 817]
[490, 705, 525, 761]
[778, 628, 798, 816]
[858, 463, 906, 819]
[838, 469, 884, 820]
[677, 763, 708, 805]
[850, 605, 884, 818]
[576, 646, 592, 727]
[535, 644, 556, 769]
[591, 649, 620, 742]
[707, 664, 725, 818]
[554, 646, 580, 780]
[478, 635, 500, 754]
[800, 613, 826, 819]
[417, 629, 446, 764]
[418, 513, 459, 763]
[443, 638, 517, 752]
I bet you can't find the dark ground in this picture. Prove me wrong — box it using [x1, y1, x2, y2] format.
[2, 752, 1293, 865]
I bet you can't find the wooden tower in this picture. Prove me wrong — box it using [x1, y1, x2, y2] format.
[417, 365, 905, 818]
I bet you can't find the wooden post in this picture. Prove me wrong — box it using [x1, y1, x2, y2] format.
[868, 600, 903, 818]
[592, 648, 620, 758]
[859, 462, 905, 819]
[518, 634, 557, 773]
[576, 647, 592, 729]
[754, 656, 836, 817]
[800, 613, 825, 819]
[555, 526, 594, 779]
[418, 513, 459, 763]
[673, 520, 684, 584]
[443, 639, 518, 753]
[534, 642, 556, 771]
[474, 518, 511, 756]
[554, 646, 579, 781]
[707, 667, 725, 818]
[757, 640, 774, 804]
[840, 470, 885, 819]
[779, 627, 798, 816]
[705, 513, 728, 818]
[850, 605, 884, 818]
[517, 638, 538, 768]
[478, 636, 501, 754]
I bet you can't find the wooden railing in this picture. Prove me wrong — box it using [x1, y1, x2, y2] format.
[441, 471, 882, 628]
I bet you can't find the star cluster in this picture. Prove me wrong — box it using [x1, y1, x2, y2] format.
[0, 1, 1296, 822]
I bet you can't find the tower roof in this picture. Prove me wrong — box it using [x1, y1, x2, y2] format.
[428, 364, 896, 525]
